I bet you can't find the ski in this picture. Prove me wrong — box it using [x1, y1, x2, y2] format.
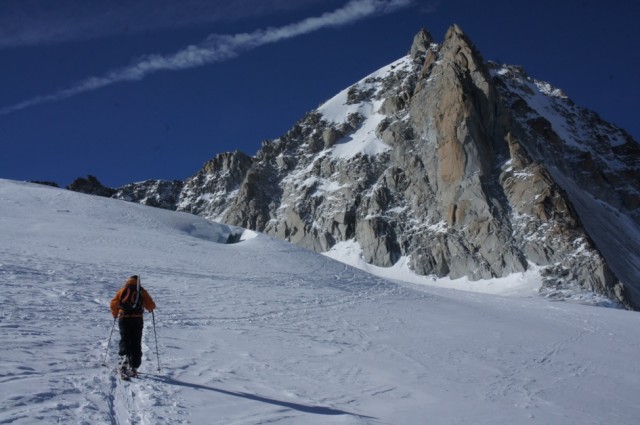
[123, 368, 139, 379]
[115, 365, 138, 381]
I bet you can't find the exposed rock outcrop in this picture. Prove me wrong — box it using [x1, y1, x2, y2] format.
[116, 179, 183, 209]
[67, 175, 116, 197]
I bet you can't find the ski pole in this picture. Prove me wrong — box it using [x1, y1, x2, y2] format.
[102, 318, 117, 366]
[151, 310, 161, 372]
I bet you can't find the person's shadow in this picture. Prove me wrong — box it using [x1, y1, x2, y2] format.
[141, 373, 376, 420]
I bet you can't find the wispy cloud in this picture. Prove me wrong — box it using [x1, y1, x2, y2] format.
[0, 0, 415, 116]
[0, 0, 328, 49]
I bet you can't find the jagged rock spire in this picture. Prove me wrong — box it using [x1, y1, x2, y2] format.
[409, 28, 433, 58]
[441, 24, 484, 69]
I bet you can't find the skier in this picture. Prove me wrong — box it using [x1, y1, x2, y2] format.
[110, 275, 156, 378]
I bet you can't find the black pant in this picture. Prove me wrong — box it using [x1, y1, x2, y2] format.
[118, 317, 144, 369]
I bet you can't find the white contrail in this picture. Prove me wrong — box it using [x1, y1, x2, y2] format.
[0, 0, 414, 116]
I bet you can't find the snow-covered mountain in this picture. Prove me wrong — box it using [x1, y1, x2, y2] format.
[69, 26, 640, 309]
[2, 178, 640, 424]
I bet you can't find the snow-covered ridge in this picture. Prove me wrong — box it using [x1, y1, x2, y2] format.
[318, 56, 412, 123]
[317, 56, 413, 159]
[491, 64, 629, 150]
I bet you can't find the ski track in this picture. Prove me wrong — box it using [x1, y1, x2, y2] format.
[0, 244, 394, 424]
[0, 252, 187, 425]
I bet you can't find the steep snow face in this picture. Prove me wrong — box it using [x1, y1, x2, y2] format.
[2, 178, 640, 425]
[492, 65, 630, 152]
[318, 57, 412, 123]
[318, 57, 413, 159]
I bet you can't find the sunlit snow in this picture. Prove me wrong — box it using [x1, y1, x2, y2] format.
[2, 179, 639, 425]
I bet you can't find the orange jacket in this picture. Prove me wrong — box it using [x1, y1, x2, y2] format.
[110, 281, 156, 319]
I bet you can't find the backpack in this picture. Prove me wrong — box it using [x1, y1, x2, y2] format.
[119, 282, 143, 314]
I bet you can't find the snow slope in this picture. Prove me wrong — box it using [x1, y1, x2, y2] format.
[317, 57, 412, 160]
[1, 179, 639, 425]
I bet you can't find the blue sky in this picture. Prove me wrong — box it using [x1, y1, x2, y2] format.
[1, 0, 638, 188]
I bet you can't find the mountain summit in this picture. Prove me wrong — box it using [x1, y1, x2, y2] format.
[73, 26, 640, 309]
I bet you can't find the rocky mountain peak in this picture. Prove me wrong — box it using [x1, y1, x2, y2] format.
[82, 26, 639, 309]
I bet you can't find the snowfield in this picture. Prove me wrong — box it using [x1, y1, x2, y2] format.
[1, 179, 639, 425]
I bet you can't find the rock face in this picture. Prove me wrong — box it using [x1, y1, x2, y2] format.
[116, 179, 184, 209]
[80, 26, 639, 309]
